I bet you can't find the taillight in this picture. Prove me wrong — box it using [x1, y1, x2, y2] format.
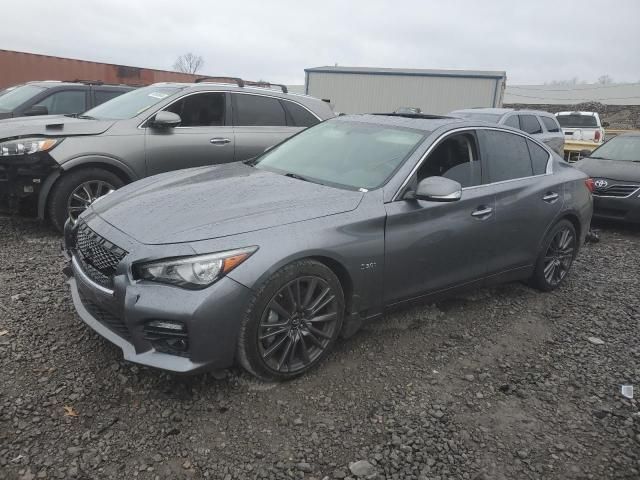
[585, 178, 595, 193]
[594, 130, 601, 142]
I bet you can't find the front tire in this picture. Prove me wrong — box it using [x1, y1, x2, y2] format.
[237, 260, 344, 381]
[529, 219, 578, 291]
[47, 168, 124, 232]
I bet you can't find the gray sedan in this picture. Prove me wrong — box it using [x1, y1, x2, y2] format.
[63, 114, 593, 380]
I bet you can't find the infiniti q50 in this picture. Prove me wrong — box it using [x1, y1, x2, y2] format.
[63, 114, 593, 380]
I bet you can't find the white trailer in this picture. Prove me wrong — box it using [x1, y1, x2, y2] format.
[305, 66, 506, 115]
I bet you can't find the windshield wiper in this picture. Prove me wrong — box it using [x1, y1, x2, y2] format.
[76, 114, 96, 120]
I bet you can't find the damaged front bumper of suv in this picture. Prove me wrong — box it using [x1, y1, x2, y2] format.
[62, 213, 253, 374]
[0, 152, 59, 210]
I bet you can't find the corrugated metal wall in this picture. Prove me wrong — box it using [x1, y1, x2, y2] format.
[306, 72, 503, 114]
[0, 50, 199, 89]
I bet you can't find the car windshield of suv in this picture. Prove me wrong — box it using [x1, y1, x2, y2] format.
[0, 84, 46, 112]
[451, 112, 502, 123]
[81, 86, 183, 120]
[254, 120, 426, 190]
[589, 136, 640, 162]
[557, 114, 598, 128]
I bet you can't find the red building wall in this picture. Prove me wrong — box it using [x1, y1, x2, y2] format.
[0, 50, 199, 88]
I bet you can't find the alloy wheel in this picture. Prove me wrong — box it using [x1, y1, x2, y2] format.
[258, 276, 339, 374]
[543, 227, 575, 286]
[67, 180, 115, 223]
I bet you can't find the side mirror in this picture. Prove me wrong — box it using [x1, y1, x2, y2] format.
[24, 105, 48, 116]
[408, 176, 462, 202]
[151, 111, 181, 128]
[602, 121, 610, 128]
[579, 149, 592, 158]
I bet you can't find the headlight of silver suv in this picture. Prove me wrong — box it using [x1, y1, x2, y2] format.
[0, 137, 62, 157]
[135, 247, 258, 289]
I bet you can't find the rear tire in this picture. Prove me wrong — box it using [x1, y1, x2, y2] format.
[47, 168, 124, 232]
[237, 260, 344, 381]
[529, 219, 577, 292]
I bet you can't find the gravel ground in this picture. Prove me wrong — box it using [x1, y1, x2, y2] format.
[0, 215, 638, 480]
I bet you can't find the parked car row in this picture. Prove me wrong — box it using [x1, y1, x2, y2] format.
[1, 79, 601, 380]
[0, 78, 334, 230]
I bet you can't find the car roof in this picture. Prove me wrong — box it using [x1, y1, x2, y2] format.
[334, 113, 465, 132]
[556, 111, 598, 116]
[452, 107, 555, 117]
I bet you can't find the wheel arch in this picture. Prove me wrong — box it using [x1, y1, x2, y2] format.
[37, 157, 137, 219]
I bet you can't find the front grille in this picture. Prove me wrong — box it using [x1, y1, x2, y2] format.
[78, 290, 131, 341]
[593, 184, 640, 198]
[74, 221, 127, 289]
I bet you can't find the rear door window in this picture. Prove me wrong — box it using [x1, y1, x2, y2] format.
[480, 130, 533, 183]
[519, 115, 543, 135]
[527, 140, 551, 175]
[233, 94, 287, 126]
[35, 90, 87, 115]
[281, 100, 319, 127]
[540, 116, 560, 132]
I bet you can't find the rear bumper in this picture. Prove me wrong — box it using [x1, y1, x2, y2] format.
[65, 251, 254, 374]
[592, 195, 640, 223]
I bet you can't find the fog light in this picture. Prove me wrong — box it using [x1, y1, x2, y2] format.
[146, 320, 185, 331]
[143, 320, 189, 357]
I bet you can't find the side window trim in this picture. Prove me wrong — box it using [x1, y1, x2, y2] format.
[391, 127, 554, 201]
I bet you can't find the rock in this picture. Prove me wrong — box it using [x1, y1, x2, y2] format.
[349, 460, 375, 477]
[464, 374, 475, 381]
[516, 450, 529, 459]
[297, 462, 312, 473]
[587, 337, 605, 345]
[332, 469, 347, 479]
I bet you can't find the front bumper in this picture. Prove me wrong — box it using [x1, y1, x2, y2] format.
[592, 194, 640, 224]
[0, 153, 58, 208]
[64, 222, 254, 374]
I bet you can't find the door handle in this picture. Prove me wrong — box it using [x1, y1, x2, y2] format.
[210, 138, 231, 145]
[471, 206, 493, 218]
[543, 192, 559, 203]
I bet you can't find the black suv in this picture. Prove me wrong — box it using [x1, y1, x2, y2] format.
[0, 81, 135, 119]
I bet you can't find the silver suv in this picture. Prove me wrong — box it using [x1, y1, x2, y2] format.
[449, 108, 564, 156]
[0, 78, 335, 231]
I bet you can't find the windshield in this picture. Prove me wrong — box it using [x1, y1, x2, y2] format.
[451, 111, 502, 123]
[589, 136, 640, 162]
[556, 114, 598, 128]
[0, 85, 46, 112]
[82, 85, 183, 120]
[254, 120, 426, 190]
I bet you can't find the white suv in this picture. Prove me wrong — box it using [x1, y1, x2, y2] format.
[556, 111, 607, 144]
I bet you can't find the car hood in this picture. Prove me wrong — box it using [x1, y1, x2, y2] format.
[574, 157, 640, 182]
[91, 162, 364, 245]
[0, 115, 115, 139]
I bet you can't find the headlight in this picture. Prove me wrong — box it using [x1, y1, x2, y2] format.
[0, 137, 62, 157]
[134, 246, 258, 289]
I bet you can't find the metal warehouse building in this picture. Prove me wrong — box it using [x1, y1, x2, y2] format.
[305, 66, 506, 115]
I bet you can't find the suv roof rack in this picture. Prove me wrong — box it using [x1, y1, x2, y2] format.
[194, 76, 288, 94]
[372, 113, 452, 120]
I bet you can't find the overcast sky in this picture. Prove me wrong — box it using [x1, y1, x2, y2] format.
[2, 0, 639, 85]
